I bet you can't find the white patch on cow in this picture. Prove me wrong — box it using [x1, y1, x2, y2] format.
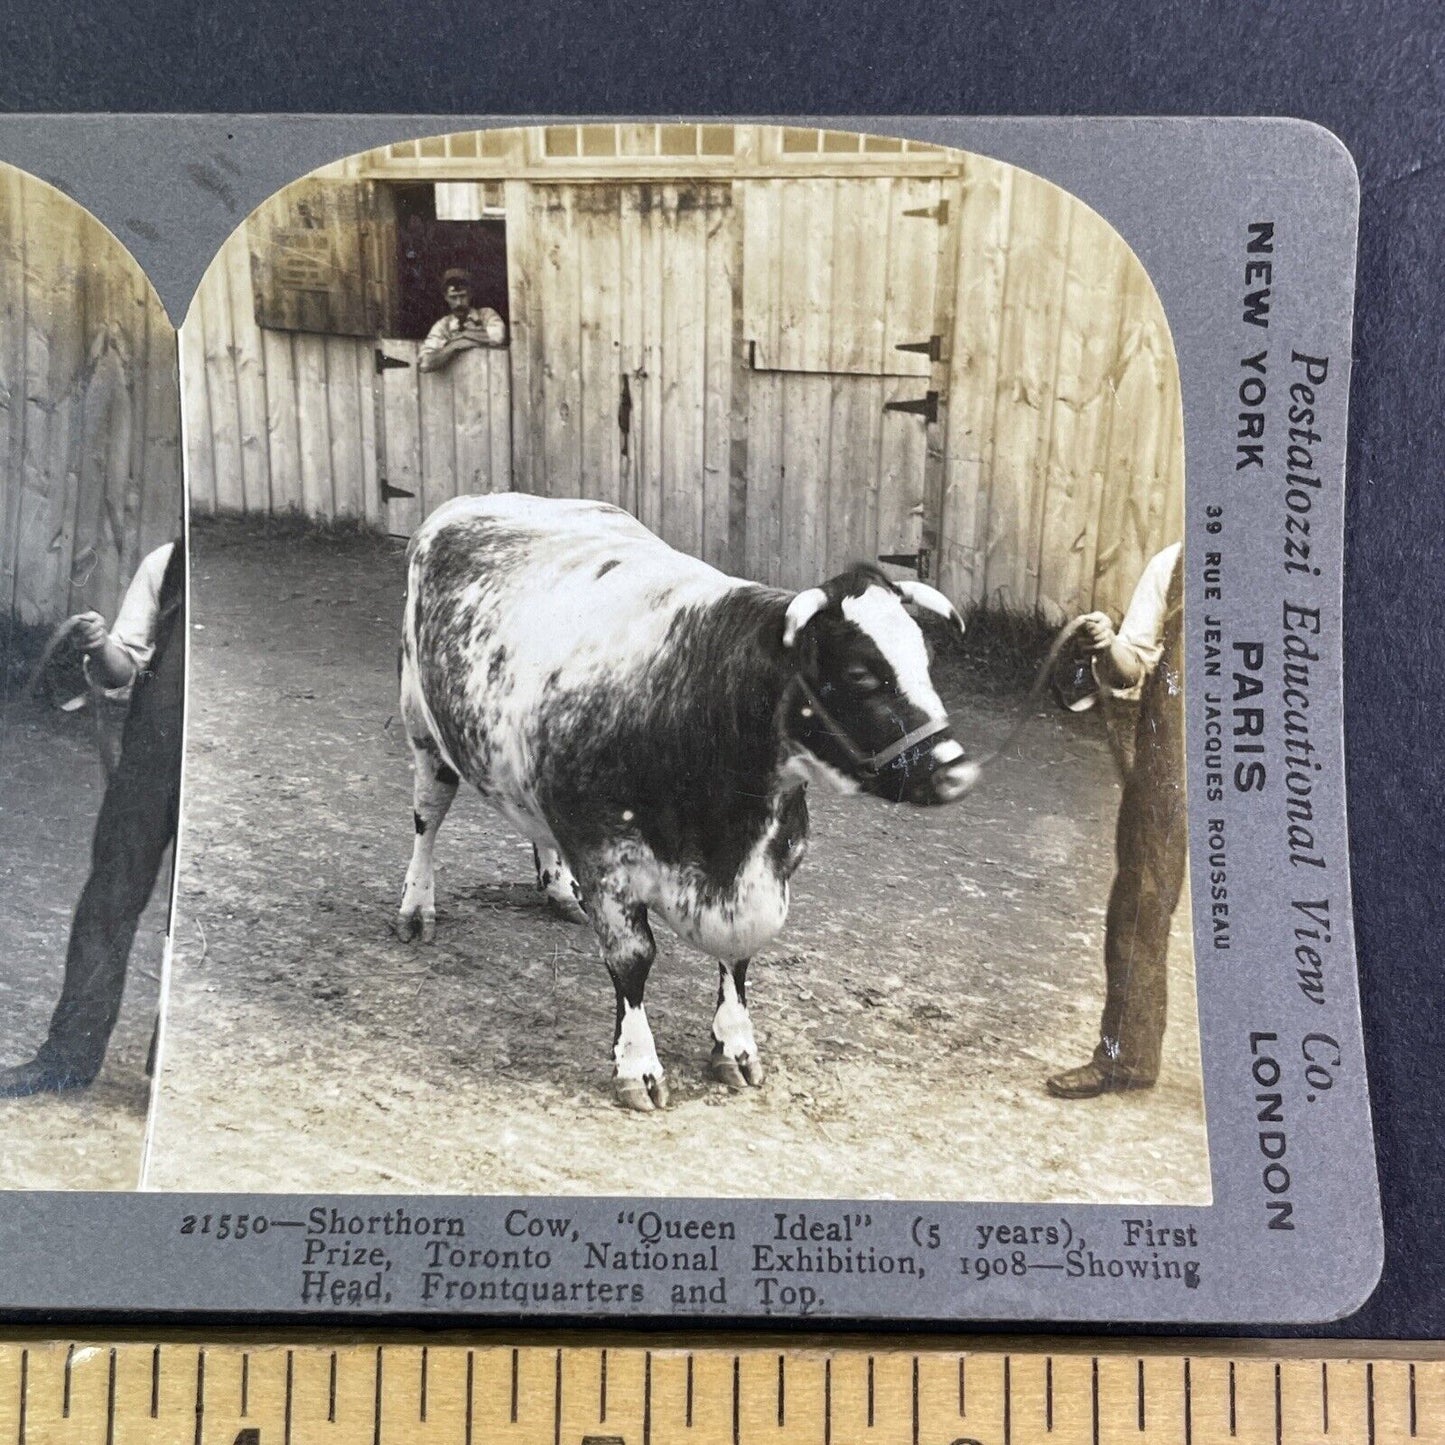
[933, 737, 964, 765]
[842, 586, 948, 720]
[712, 968, 759, 1064]
[658, 819, 792, 961]
[614, 1003, 664, 1085]
[535, 843, 586, 920]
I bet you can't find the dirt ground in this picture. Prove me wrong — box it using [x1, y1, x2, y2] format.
[146, 521, 1209, 1202]
[0, 693, 165, 1190]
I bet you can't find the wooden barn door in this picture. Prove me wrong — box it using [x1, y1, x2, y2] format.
[508, 182, 738, 571]
[373, 342, 512, 536]
[740, 173, 958, 591]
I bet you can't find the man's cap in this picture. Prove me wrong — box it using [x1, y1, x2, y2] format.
[442, 267, 474, 289]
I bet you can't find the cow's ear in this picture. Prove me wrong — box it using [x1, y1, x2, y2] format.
[783, 587, 828, 648]
[897, 580, 965, 636]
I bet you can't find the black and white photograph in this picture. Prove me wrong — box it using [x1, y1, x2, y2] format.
[0, 160, 184, 1189]
[142, 122, 1203, 1201]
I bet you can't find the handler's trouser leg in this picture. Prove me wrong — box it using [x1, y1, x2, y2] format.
[1092, 740, 1187, 1083]
[37, 669, 181, 1082]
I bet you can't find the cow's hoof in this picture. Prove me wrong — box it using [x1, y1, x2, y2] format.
[394, 911, 435, 943]
[709, 1053, 765, 1090]
[614, 1075, 668, 1112]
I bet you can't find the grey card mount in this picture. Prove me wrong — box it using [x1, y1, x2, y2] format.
[0, 116, 1378, 1324]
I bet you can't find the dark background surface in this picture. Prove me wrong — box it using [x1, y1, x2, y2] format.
[1, 0, 1440, 1339]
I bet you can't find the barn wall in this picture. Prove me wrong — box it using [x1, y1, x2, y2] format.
[183, 128, 1182, 621]
[0, 166, 181, 635]
[937, 156, 1184, 621]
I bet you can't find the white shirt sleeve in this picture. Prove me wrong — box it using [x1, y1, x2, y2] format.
[1094, 541, 1181, 698]
[109, 541, 175, 673]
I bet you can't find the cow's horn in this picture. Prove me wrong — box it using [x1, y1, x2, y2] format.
[897, 580, 965, 635]
[783, 587, 829, 648]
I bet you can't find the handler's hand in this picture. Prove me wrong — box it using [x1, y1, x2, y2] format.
[1078, 611, 1116, 650]
[72, 611, 110, 652]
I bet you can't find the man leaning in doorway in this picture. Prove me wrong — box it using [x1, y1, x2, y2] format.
[417, 267, 506, 373]
[1047, 540, 1185, 1100]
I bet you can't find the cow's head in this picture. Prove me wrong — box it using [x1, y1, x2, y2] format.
[779, 565, 978, 806]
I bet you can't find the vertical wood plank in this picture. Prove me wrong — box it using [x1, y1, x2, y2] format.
[576, 188, 622, 506]
[199, 258, 245, 513]
[177, 309, 216, 516]
[14, 183, 62, 622]
[138, 290, 183, 560]
[637, 185, 665, 534]
[325, 335, 367, 518]
[225, 232, 272, 514]
[293, 332, 334, 516]
[1035, 210, 1131, 620]
[260, 326, 300, 513]
[504, 178, 540, 496]
[0, 167, 28, 622]
[379, 338, 423, 534]
[701, 183, 734, 570]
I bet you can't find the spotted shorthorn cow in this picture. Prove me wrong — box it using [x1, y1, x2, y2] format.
[395, 493, 977, 1111]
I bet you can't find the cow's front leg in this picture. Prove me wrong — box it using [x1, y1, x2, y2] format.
[395, 742, 459, 943]
[532, 843, 588, 924]
[589, 886, 668, 1112]
[710, 959, 765, 1088]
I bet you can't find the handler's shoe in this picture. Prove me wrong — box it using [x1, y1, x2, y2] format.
[1045, 1059, 1155, 1099]
[0, 1057, 96, 1098]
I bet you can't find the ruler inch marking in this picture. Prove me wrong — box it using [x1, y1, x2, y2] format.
[868, 1355, 875, 1428]
[328, 1350, 337, 1424]
[193, 1349, 205, 1445]
[600, 1346, 608, 1422]
[1229, 1360, 1238, 1436]
[1275, 1362, 1283, 1445]
[151, 1344, 161, 1420]
[1409, 1361, 1417, 1438]
[824, 1358, 831, 1445]
[1369, 1361, 1377, 1445]
[1323, 1360, 1330, 1434]
[1003, 1355, 1011, 1445]
[373, 1344, 383, 1445]
[104, 1348, 115, 1445]
[686, 1354, 694, 1429]
[553, 1346, 562, 1445]
[284, 1348, 293, 1445]
[63, 1344, 74, 1420]
[465, 1350, 475, 1445]
[644, 1350, 652, 1445]
[17, 1349, 26, 1445]
[1138, 1357, 1146, 1432]
[732, 1355, 740, 1445]
[912, 1356, 920, 1445]
[777, 1353, 785, 1428]
[240, 1350, 250, 1418]
[420, 1343, 428, 1422]
[511, 1347, 520, 1424]
[1091, 1357, 1099, 1445]
[959, 1355, 966, 1416]
[1046, 1355, 1054, 1433]
[1184, 1357, 1192, 1445]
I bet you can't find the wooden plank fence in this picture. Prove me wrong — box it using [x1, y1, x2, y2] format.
[0, 164, 181, 638]
[184, 127, 1183, 621]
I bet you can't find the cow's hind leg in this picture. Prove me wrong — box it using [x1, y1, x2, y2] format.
[532, 843, 588, 924]
[710, 959, 765, 1088]
[589, 884, 668, 1111]
[396, 732, 459, 943]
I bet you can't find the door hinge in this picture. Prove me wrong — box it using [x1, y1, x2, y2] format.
[902, 198, 949, 225]
[878, 548, 932, 581]
[380, 477, 416, 503]
[375, 348, 411, 373]
[896, 334, 944, 362]
[883, 389, 940, 425]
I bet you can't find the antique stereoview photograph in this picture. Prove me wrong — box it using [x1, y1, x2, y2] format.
[0, 161, 184, 1189]
[143, 122, 1204, 1201]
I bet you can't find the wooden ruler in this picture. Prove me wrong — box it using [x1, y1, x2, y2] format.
[0, 1337, 1440, 1445]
